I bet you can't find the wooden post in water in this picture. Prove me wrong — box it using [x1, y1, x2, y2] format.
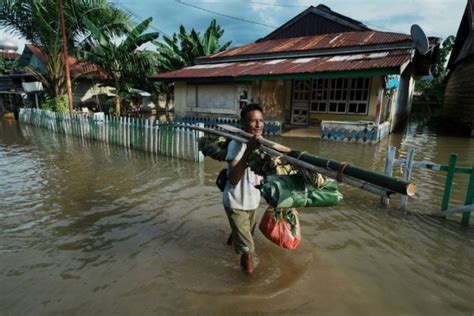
[462, 163, 474, 225]
[170, 123, 175, 158]
[154, 120, 160, 154]
[186, 123, 191, 160]
[401, 147, 415, 209]
[180, 125, 185, 160]
[165, 121, 169, 155]
[441, 153, 458, 213]
[150, 119, 154, 153]
[382, 146, 396, 206]
[196, 123, 204, 162]
[175, 124, 179, 158]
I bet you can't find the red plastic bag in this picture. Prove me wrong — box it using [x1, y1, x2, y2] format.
[259, 207, 301, 250]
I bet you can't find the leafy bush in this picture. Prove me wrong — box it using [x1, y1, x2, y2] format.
[54, 95, 69, 113]
[40, 94, 70, 113]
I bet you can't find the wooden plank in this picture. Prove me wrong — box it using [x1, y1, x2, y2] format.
[400, 147, 415, 209]
[441, 154, 458, 212]
[382, 146, 396, 206]
[462, 162, 474, 225]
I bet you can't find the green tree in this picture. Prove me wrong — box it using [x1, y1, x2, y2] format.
[413, 36, 456, 115]
[0, 0, 132, 111]
[153, 19, 232, 111]
[0, 56, 19, 74]
[79, 17, 159, 116]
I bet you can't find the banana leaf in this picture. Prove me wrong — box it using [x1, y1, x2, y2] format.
[259, 174, 343, 208]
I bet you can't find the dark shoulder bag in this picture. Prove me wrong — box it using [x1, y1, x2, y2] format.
[216, 168, 228, 192]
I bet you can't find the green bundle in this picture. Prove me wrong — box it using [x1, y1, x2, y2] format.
[198, 136, 229, 161]
[259, 174, 343, 208]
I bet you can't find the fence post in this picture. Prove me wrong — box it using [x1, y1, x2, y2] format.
[186, 123, 191, 160]
[196, 123, 205, 162]
[180, 124, 185, 160]
[382, 146, 396, 206]
[400, 147, 415, 209]
[441, 153, 458, 212]
[462, 163, 474, 225]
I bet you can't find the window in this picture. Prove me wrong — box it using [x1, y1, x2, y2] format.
[347, 77, 370, 114]
[293, 80, 310, 102]
[310, 78, 329, 112]
[306, 77, 371, 115]
[328, 78, 349, 113]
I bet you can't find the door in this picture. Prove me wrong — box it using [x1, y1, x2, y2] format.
[291, 79, 310, 125]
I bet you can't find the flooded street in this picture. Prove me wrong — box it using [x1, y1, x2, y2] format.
[1, 118, 474, 315]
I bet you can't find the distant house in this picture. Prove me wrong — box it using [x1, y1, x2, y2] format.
[18, 44, 114, 111]
[152, 5, 438, 143]
[443, 0, 474, 136]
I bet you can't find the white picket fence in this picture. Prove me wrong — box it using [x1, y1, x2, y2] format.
[19, 108, 204, 162]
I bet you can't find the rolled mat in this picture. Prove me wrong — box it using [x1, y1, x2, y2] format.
[259, 174, 343, 208]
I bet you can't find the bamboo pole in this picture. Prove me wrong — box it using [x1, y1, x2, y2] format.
[262, 147, 394, 199]
[178, 123, 412, 197]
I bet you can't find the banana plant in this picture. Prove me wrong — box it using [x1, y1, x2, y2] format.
[79, 16, 159, 116]
[0, 0, 132, 105]
[153, 19, 231, 112]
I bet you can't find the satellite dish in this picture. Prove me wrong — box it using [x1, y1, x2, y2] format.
[410, 24, 429, 55]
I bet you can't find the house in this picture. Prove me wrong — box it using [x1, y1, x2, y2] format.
[443, 0, 474, 136]
[152, 5, 438, 143]
[18, 44, 113, 111]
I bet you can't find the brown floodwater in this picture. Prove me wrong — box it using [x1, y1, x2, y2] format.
[1, 118, 474, 315]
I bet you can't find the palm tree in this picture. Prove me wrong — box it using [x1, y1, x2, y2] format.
[79, 17, 159, 116]
[0, 0, 132, 110]
[155, 19, 232, 71]
[153, 19, 232, 111]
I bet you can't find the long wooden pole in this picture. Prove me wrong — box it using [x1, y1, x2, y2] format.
[262, 146, 394, 198]
[179, 124, 397, 198]
[218, 124, 416, 196]
[59, 0, 74, 113]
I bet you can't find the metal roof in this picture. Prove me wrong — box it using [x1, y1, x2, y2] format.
[24, 44, 105, 78]
[258, 5, 370, 41]
[200, 31, 412, 62]
[152, 49, 411, 81]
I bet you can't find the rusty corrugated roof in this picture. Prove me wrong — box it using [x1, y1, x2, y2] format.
[25, 44, 105, 78]
[0, 51, 20, 60]
[153, 49, 411, 80]
[201, 31, 411, 61]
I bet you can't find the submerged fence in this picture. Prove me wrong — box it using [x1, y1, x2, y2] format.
[383, 146, 474, 225]
[19, 108, 204, 162]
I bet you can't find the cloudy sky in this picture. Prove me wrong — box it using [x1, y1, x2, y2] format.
[0, 0, 468, 52]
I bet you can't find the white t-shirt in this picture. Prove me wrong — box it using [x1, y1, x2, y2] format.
[222, 141, 261, 210]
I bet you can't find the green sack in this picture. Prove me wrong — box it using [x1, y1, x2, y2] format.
[259, 174, 343, 208]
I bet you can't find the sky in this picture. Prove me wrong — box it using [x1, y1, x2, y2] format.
[0, 0, 468, 53]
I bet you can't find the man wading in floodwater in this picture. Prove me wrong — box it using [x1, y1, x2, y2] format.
[223, 103, 264, 274]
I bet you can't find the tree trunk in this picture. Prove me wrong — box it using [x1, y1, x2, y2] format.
[165, 90, 170, 113]
[115, 95, 121, 116]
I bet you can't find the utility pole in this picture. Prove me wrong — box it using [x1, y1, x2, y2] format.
[59, 0, 74, 113]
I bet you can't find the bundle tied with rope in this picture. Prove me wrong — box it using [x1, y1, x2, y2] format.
[198, 136, 343, 249]
[198, 135, 230, 161]
[246, 149, 343, 249]
[247, 149, 343, 208]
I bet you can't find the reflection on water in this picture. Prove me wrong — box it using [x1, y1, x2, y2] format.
[1, 118, 474, 314]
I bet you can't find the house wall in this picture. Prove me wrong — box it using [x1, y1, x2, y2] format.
[175, 82, 242, 116]
[389, 70, 414, 132]
[174, 82, 187, 115]
[251, 80, 289, 121]
[443, 55, 474, 135]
